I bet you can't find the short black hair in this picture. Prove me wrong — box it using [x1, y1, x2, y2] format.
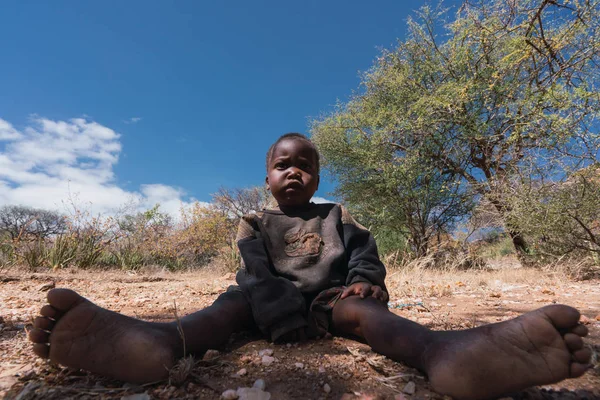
[266, 133, 320, 173]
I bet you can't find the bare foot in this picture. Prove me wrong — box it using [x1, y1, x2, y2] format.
[425, 304, 591, 400]
[29, 288, 180, 383]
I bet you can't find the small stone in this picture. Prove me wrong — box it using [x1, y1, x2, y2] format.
[240, 355, 253, 363]
[318, 367, 326, 373]
[237, 368, 247, 376]
[580, 315, 591, 325]
[394, 394, 408, 400]
[595, 314, 600, 321]
[38, 281, 55, 292]
[203, 349, 220, 360]
[221, 389, 239, 400]
[253, 379, 266, 390]
[258, 348, 274, 357]
[286, 343, 292, 348]
[402, 381, 416, 395]
[294, 362, 304, 369]
[261, 355, 275, 366]
[323, 383, 331, 393]
[236, 387, 271, 400]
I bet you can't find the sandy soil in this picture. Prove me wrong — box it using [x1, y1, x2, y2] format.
[1, 266, 599, 399]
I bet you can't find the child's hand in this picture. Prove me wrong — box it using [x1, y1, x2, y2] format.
[340, 283, 389, 302]
[340, 282, 389, 302]
[369, 285, 389, 302]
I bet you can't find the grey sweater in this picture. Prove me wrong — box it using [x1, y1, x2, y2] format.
[235, 202, 387, 341]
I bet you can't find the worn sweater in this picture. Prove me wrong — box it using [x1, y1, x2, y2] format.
[235, 202, 387, 341]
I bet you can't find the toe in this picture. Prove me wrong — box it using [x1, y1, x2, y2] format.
[570, 362, 591, 378]
[572, 347, 592, 364]
[564, 333, 583, 351]
[32, 343, 49, 358]
[541, 305, 580, 329]
[47, 288, 86, 312]
[29, 328, 50, 344]
[570, 323, 588, 337]
[40, 305, 59, 319]
[33, 316, 54, 331]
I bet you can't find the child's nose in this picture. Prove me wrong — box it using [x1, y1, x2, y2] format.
[288, 168, 302, 178]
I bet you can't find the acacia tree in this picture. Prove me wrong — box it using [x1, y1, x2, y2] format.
[312, 0, 600, 255]
[212, 186, 272, 219]
[0, 205, 67, 240]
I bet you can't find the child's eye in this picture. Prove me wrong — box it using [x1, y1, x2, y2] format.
[275, 163, 288, 169]
[301, 163, 312, 170]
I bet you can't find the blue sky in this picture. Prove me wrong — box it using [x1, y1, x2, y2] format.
[0, 1, 460, 216]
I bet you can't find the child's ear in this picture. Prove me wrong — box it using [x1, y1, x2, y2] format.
[265, 176, 270, 191]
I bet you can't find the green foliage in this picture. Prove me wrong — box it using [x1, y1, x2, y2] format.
[475, 235, 515, 260]
[48, 234, 78, 270]
[0, 233, 16, 269]
[508, 164, 600, 261]
[75, 229, 108, 269]
[21, 240, 49, 270]
[112, 240, 145, 271]
[118, 203, 172, 235]
[372, 225, 409, 256]
[312, 0, 600, 255]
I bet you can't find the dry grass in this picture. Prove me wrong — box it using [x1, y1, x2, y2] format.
[384, 254, 575, 300]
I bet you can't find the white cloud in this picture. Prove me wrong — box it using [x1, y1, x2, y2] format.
[0, 119, 23, 140]
[0, 116, 195, 218]
[311, 196, 335, 204]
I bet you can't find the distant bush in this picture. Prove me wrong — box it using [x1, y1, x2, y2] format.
[0, 196, 241, 271]
[508, 165, 600, 264]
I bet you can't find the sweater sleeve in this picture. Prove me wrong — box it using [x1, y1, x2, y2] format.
[235, 215, 308, 342]
[340, 206, 388, 292]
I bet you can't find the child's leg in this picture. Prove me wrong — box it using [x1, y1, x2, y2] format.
[331, 296, 591, 400]
[28, 288, 254, 383]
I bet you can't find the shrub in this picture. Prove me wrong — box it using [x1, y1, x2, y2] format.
[48, 234, 78, 270]
[20, 239, 48, 270]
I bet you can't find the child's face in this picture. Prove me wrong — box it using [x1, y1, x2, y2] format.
[266, 139, 320, 207]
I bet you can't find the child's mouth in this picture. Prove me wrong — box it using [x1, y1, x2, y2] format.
[285, 181, 303, 190]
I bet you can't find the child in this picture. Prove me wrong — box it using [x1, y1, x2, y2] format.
[29, 133, 591, 400]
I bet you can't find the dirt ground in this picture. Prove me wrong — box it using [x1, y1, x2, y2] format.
[1, 264, 599, 400]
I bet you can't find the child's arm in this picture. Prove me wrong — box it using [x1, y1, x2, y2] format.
[340, 205, 389, 299]
[235, 216, 308, 342]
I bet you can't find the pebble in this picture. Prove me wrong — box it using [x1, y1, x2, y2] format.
[323, 383, 331, 394]
[294, 362, 304, 369]
[221, 389, 239, 400]
[253, 379, 266, 390]
[236, 387, 271, 400]
[394, 394, 408, 400]
[261, 355, 275, 366]
[38, 281, 55, 292]
[402, 381, 416, 395]
[240, 355, 253, 364]
[237, 368, 247, 376]
[318, 367, 326, 373]
[258, 348, 274, 357]
[203, 349, 220, 360]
